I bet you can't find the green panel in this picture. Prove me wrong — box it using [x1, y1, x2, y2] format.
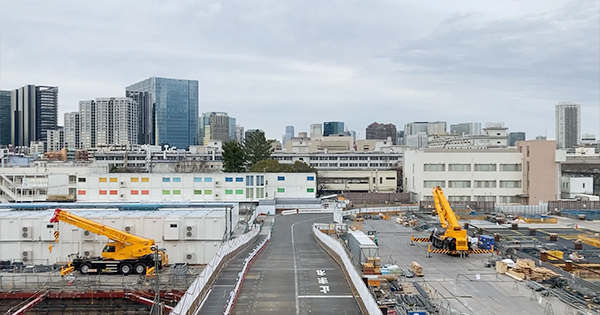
[194, 190, 202, 195]
[277, 188, 285, 193]
[307, 188, 315, 193]
[225, 190, 233, 195]
[162, 190, 170, 195]
[204, 190, 212, 195]
[173, 190, 181, 195]
[236, 190, 243, 195]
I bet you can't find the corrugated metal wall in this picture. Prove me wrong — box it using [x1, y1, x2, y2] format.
[548, 200, 600, 210]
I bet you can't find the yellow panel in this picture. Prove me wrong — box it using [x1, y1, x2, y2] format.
[110, 178, 118, 182]
[141, 177, 150, 182]
[99, 177, 107, 183]
[131, 177, 139, 182]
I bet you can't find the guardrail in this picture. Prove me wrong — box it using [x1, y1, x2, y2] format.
[312, 225, 382, 315]
[223, 230, 271, 315]
[170, 225, 261, 315]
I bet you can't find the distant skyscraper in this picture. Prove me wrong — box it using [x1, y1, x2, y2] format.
[228, 117, 237, 142]
[535, 135, 547, 141]
[366, 122, 397, 144]
[46, 127, 65, 152]
[347, 130, 357, 141]
[126, 77, 198, 149]
[10, 85, 58, 146]
[404, 122, 428, 136]
[200, 112, 230, 144]
[79, 97, 139, 148]
[323, 121, 344, 136]
[310, 123, 322, 138]
[236, 125, 244, 143]
[555, 102, 581, 149]
[283, 125, 295, 145]
[64, 112, 80, 149]
[0, 90, 10, 146]
[427, 121, 447, 135]
[508, 132, 526, 146]
[450, 122, 481, 136]
[245, 129, 265, 141]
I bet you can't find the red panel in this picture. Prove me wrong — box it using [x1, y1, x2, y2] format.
[99, 190, 107, 195]
[110, 190, 118, 195]
[78, 190, 86, 195]
[131, 190, 138, 195]
[141, 190, 150, 195]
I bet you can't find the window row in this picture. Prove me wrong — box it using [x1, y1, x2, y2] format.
[423, 180, 522, 188]
[423, 163, 522, 172]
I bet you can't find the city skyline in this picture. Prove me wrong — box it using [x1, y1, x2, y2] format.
[0, 1, 598, 141]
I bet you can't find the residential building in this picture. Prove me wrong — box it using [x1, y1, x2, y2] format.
[508, 132, 526, 146]
[283, 125, 294, 146]
[79, 97, 139, 148]
[310, 123, 322, 138]
[235, 125, 244, 144]
[126, 77, 199, 149]
[79, 100, 96, 149]
[10, 85, 58, 146]
[323, 121, 344, 136]
[581, 134, 596, 146]
[450, 122, 481, 136]
[46, 127, 65, 152]
[555, 102, 580, 149]
[0, 90, 10, 146]
[64, 112, 80, 149]
[200, 112, 230, 144]
[366, 122, 397, 144]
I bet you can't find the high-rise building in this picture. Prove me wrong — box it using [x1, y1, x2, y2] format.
[283, 126, 295, 145]
[0, 90, 10, 146]
[555, 102, 581, 149]
[245, 129, 265, 141]
[46, 127, 65, 152]
[366, 122, 397, 144]
[126, 77, 198, 149]
[236, 125, 244, 144]
[404, 122, 428, 136]
[79, 97, 139, 148]
[228, 117, 237, 142]
[310, 123, 322, 138]
[323, 121, 344, 136]
[508, 132, 526, 146]
[64, 112, 80, 149]
[10, 85, 58, 146]
[199, 112, 230, 144]
[450, 122, 481, 136]
[427, 121, 447, 135]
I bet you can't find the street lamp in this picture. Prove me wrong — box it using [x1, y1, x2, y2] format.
[150, 245, 167, 315]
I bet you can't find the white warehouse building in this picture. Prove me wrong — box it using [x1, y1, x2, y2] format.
[0, 208, 239, 265]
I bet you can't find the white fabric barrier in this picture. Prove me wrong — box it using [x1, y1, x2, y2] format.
[312, 225, 382, 315]
[223, 230, 272, 315]
[170, 225, 261, 315]
[341, 206, 419, 216]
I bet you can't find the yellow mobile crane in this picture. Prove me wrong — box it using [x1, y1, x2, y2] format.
[50, 208, 168, 275]
[411, 187, 493, 256]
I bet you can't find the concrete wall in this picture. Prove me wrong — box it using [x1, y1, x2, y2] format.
[560, 176, 594, 199]
[517, 140, 559, 204]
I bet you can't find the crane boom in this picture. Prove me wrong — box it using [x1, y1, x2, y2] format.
[432, 186, 462, 231]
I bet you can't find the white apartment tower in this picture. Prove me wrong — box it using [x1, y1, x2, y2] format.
[79, 97, 139, 149]
[555, 102, 580, 149]
[46, 127, 65, 152]
[310, 123, 322, 138]
[64, 112, 80, 149]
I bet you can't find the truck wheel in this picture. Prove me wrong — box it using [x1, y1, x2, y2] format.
[120, 263, 133, 275]
[80, 263, 91, 274]
[134, 263, 146, 274]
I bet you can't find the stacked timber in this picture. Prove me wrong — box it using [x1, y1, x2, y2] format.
[411, 261, 424, 277]
[499, 258, 559, 281]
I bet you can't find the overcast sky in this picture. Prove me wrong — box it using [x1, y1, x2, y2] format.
[1, 0, 598, 141]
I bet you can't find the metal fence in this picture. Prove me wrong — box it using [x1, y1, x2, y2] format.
[341, 192, 416, 205]
[549, 200, 600, 211]
[495, 203, 549, 215]
[420, 201, 496, 213]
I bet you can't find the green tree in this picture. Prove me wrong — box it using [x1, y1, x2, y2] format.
[222, 141, 246, 172]
[244, 130, 274, 168]
[290, 161, 317, 173]
[250, 159, 292, 172]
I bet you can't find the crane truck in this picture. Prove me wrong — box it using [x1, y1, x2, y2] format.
[50, 208, 168, 275]
[411, 186, 493, 256]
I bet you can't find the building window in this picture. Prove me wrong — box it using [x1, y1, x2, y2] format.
[236, 177, 243, 182]
[246, 188, 254, 198]
[277, 176, 285, 181]
[474, 180, 496, 188]
[205, 177, 212, 183]
[173, 190, 181, 195]
[475, 195, 496, 202]
[424, 164, 445, 171]
[448, 195, 471, 201]
[246, 175, 254, 186]
[474, 164, 496, 171]
[131, 177, 139, 182]
[69, 175, 77, 184]
[110, 178, 118, 183]
[500, 164, 522, 171]
[194, 190, 202, 194]
[257, 187, 265, 198]
[173, 177, 181, 183]
[307, 188, 315, 193]
[307, 176, 315, 181]
[131, 190, 138, 195]
[141, 190, 149, 195]
[99, 177, 107, 183]
[110, 190, 118, 195]
[225, 190, 233, 195]
[257, 175, 264, 186]
[141, 177, 149, 182]
[423, 180, 445, 188]
[162, 190, 170, 195]
[448, 164, 471, 172]
[194, 177, 202, 182]
[236, 189, 244, 195]
[99, 190, 107, 195]
[225, 177, 233, 182]
[204, 190, 212, 195]
[499, 180, 522, 188]
[277, 188, 285, 193]
[499, 195, 521, 203]
[162, 177, 170, 183]
[448, 180, 471, 188]
[78, 177, 86, 183]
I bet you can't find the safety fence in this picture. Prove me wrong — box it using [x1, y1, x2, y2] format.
[495, 204, 548, 215]
[312, 225, 382, 315]
[169, 225, 261, 315]
[341, 206, 420, 216]
[223, 230, 272, 315]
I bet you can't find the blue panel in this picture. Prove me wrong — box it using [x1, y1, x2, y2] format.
[225, 177, 233, 182]
[307, 176, 315, 181]
[173, 177, 181, 183]
[277, 176, 285, 181]
[205, 177, 212, 182]
[236, 177, 243, 182]
[162, 177, 170, 183]
[194, 177, 202, 182]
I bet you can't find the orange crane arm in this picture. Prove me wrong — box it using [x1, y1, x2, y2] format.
[432, 186, 462, 231]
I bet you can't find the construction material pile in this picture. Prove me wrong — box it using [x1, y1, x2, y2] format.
[496, 258, 559, 281]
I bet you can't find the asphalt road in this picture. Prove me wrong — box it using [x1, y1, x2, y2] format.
[231, 214, 362, 315]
